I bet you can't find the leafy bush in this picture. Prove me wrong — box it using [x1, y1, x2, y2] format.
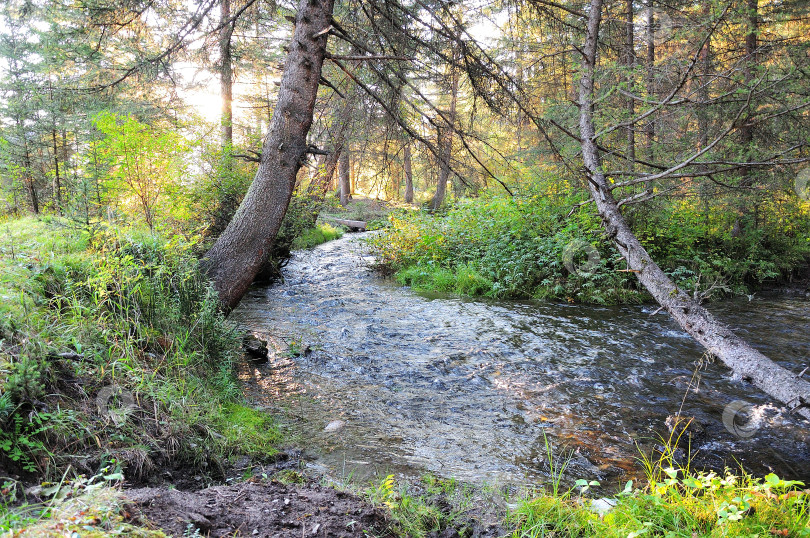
[371, 195, 642, 304]
[371, 191, 810, 304]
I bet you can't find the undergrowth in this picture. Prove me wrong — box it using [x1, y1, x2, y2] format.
[370, 194, 643, 304]
[0, 467, 166, 537]
[508, 469, 809, 537]
[292, 223, 343, 250]
[370, 190, 810, 304]
[364, 438, 810, 538]
[0, 216, 282, 486]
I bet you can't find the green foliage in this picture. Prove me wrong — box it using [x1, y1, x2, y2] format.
[4, 355, 45, 402]
[508, 470, 810, 538]
[631, 196, 810, 298]
[93, 112, 189, 231]
[0, 216, 282, 480]
[509, 424, 808, 537]
[214, 403, 282, 458]
[185, 138, 256, 240]
[371, 194, 642, 304]
[367, 474, 475, 538]
[292, 223, 344, 250]
[0, 470, 167, 536]
[372, 189, 810, 304]
[272, 469, 306, 484]
[0, 411, 57, 474]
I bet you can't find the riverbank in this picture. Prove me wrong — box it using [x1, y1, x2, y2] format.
[0, 217, 285, 491]
[1, 217, 808, 537]
[5, 461, 808, 537]
[369, 195, 810, 305]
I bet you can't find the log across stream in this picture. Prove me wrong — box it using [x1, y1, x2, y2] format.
[231, 233, 810, 486]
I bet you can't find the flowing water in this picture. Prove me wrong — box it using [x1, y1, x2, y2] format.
[231, 233, 810, 487]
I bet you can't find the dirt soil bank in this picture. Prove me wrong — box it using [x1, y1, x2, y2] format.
[126, 479, 388, 537]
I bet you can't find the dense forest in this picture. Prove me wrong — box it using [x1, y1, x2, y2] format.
[1, 0, 810, 535]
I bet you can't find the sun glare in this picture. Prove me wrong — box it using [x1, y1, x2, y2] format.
[184, 88, 222, 123]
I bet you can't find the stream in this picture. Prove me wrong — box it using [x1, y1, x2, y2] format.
[231, 233, 810, 487]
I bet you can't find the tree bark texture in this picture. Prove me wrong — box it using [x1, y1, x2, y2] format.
[403, 141, 414, 203]
[644, 0, 655, 159]
[577, 0, 810, 421]
[204, 0, 335, 311]
[624, 0, 635, 169]
[339, 149, 351, 206]
[220, 0, 234, 149]
[429, 46, 459, 211]
[51, 129, 62, 214]
[738, 0, 758, 171]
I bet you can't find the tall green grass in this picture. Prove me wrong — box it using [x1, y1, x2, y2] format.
[292, 222, 344, 250]
[0, 217, 282, 483]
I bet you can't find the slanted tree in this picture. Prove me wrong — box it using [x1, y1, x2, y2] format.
[204, 0, 335, 310]
[575, 0, 810, 420]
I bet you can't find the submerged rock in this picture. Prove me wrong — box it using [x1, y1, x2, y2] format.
[665, 415, 706, 443]
[243, 334, 269, 362]
[324, 420, 346, 432]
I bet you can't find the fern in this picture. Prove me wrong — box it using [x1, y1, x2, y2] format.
[0, 392, 11, 423]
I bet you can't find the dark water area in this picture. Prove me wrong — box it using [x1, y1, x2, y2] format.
[231, 234, 810, 488]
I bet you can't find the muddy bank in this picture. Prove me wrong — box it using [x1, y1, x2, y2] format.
[127, 479, 387, 538]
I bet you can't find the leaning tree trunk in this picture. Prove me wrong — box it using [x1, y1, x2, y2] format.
[204, 0, 335, 311]
[577, 0, 810, 420]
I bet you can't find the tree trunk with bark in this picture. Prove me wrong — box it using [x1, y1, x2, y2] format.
[577, 0, 810, 421]
[204, 0, 335, 311]
[739, 0, 758, 155]
[696, 1, 711, 151]
[51, 129, 62, 215]
[733, 0, 759, 236]
[644, 0, 655, 159]
[339, 150, 351, 206]
[403, 142, 414, 203]
[220, 0, 234, 150]
[429, 46, 459, 211]
[624, 0, 635, 169]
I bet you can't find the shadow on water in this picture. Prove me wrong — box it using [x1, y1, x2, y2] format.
[231, 233, 810, 488]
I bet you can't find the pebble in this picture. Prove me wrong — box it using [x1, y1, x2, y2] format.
[590, 497, 617, 515]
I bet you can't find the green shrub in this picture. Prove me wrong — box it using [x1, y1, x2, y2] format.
[371, 195, 642, 304]
[371, 190, 810, 304]
[0, 217, 281, 480]
[292, 223, 344, 250]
